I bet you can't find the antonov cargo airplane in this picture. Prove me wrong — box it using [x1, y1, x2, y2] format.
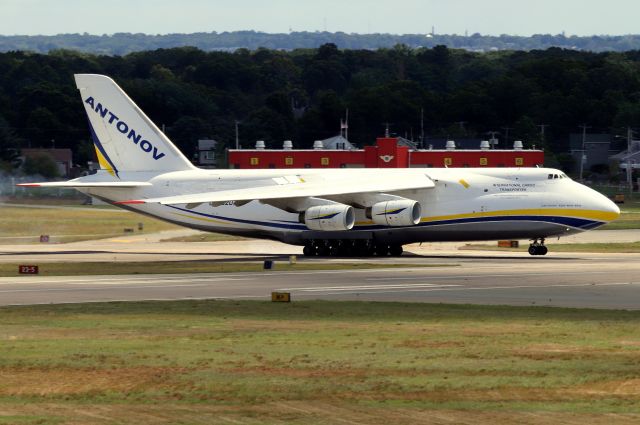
[20, 74, 620, 256]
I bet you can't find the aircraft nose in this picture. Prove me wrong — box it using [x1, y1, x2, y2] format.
[592, 191, 620, 221]
[602, 197, 620, 218]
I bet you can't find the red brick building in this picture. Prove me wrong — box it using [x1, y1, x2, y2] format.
[228, 137, 544, 169]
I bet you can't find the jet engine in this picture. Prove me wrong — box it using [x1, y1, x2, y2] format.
[302, 204, 355, 231]
[368, 200, 421, 226]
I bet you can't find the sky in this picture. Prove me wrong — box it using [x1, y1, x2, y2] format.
[2, 0, 639, 37]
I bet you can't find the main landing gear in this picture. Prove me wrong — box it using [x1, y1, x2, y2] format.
[528, 238, 548, 256]
[303, 240, 403, 257]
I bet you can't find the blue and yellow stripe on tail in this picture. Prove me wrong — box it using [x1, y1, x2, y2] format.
[87, 118, 119, 178]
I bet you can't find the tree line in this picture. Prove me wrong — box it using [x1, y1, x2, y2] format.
[1, 44, 640, 172]
[3, 31, 640, 55]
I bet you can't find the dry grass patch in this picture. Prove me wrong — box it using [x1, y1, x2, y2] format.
[0, 205, 178, 241]
[0, 367, 181, 396]
[0, 300, 639, 423]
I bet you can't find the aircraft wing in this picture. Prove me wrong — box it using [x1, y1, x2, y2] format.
[17, 181, 152, 188]
[118, 174, 435, 205]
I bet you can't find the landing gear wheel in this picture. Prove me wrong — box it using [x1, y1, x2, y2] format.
[528, 238, 548, 256]
[353, 240, 369, 257]
[389, 245, 403, 257]
[337, 240, 353, 257]
[375, 244, 390, 256]
[316, 242, 330, 257]
[303, 244, 314, 257]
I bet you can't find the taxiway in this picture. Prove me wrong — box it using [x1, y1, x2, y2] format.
[0, 237, 639, 308]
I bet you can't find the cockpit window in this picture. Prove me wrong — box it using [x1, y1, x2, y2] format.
[548, 174, 553, 179]
[554, 174, 559, 179]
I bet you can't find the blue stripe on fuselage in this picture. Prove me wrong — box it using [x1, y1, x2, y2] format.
[166, 205, 603, 232]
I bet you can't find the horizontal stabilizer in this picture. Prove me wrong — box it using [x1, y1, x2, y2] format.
[17, 181, 152, 188]
[117, 175, 434, 205]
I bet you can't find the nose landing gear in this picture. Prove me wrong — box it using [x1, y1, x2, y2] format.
[302, 240, 404, 257]
[528, 238, 548, 256]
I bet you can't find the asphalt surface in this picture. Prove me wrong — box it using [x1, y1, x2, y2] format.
[1, 225, 640, 309]
[1, 249, 640, 309]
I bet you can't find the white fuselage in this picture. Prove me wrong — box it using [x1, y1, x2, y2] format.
[76, 166, 620, 246]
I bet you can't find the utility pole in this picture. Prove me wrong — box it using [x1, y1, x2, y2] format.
[345, 109, 349, 141]
[537, 124, 549, 147]
[627, 127, 634, 197]
[383, 122, 391, 138]
[234, 120, 240, 149]
[501, 126, 512, 149]
[420, 108, 425, 149]
[578, 124, 590, 181]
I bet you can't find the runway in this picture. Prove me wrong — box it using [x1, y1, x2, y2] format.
[1, 251, 640, 309]
[0, 226, 639, 309]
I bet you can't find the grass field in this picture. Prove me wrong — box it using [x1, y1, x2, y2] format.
[0, 261, 451, 277]
[0, 205, 180, 243]
[0, 300, 638, 424]
[599, 207, 640, 230]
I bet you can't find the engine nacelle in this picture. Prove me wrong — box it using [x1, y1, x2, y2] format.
[369, 200, 421, 226]
[302, 204, 355, 231]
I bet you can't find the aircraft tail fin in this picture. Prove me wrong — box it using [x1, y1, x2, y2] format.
[74, 74, 195, 177]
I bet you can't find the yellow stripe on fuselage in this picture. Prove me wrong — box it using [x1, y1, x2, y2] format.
[419, 208, 618, 224]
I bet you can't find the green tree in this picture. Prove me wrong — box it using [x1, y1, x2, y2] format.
[22, 153, 59, 178]
[0, 115, 21, 165]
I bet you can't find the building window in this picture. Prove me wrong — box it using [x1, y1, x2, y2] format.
[479, 157, 488, 166]
[250, 157, 259, 166]
[285, 157, 293, 166]
[515, 157, 524, 166]
[444, 157, 452, 166]
[268, 163, 275, 169]
[321, 157, 330, 166]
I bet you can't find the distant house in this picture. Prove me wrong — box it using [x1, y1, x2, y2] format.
[609, 140, 640, 171]
[21, 148, 73, 177]
[396, 137, 418, 150]
[569, 133, 616, 173]
[317, 135, 355, 150]
[196, 139, 218, 167]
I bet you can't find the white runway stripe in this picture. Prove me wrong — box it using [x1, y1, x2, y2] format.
[279, 283, 461, 292]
